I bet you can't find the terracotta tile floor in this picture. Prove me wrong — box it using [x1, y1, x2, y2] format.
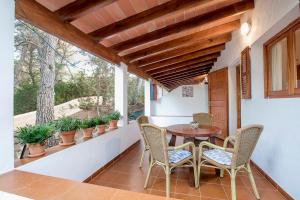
[89, 143, 287, 200]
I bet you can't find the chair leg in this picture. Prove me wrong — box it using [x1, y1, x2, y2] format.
[247, 163, 260, 199]
[144, 159, 154, 189]
[230, 169, 237, 200]
[139, 148, 146, 168]
[220, 169, 225, 178]
[165, 166, 171, 198]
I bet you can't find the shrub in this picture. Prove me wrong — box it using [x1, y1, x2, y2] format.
[53, 117, 80, 132]
[79, 118, 97, 129]
[93, 117, 107, 125]
[106, 111, 121, 121]
[16, 124, 53, 144]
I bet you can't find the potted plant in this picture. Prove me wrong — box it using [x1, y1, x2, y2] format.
[93, 117, 107, 135]
[54, 117, 80, 146]
[79, 118, 96, 138]
[16, 124, 53, 158]
[107, 111, 121, 130]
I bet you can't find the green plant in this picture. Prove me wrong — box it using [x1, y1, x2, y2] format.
[16, 124, 53, 144]
[93, 117, 107, 125]
[53, 117, 80, 132]
[79, 118, 97, 129]
[106, 111, 121, 121]
[78, 97, 94, 111]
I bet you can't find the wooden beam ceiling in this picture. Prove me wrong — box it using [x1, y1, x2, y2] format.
[134, 34, 231, 67]
[55, 0, 118, 22]
[89, 0, 213, 40]
[152, 63, 213, 79]
[110, 0, 254, 52]
[150, 60, 216, 76]
[144, 51, 221, 72]
[155, 66, 211, 81]
[123, 20, 240, 62]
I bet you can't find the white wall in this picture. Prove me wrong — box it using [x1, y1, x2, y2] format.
[17, 123, 140, 182]
[213, 0, 300, 198]
[0, 0, 14, 174]
[151, 85, 208, 116]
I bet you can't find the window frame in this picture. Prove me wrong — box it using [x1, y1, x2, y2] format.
[264, 17, 300, 98]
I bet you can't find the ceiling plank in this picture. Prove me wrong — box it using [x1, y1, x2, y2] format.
[16, 0, 120, 64]
[151, 61, 213, 78]
[89, 0, 213, 40]
[150, 59, 216, 76]
[124, 20, 240, 61]
[156, 67, 211, 80]
[142, 45, 221, 72]
[55, 0, 118, 22]
[110, 0, 254, 52]
[134, 34, 231, 66]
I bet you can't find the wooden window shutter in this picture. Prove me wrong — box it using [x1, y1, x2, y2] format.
[241, 46, 251, 99]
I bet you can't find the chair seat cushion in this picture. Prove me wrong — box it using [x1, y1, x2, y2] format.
[203, 149, 232, 165]
[168, 150, 192, 163]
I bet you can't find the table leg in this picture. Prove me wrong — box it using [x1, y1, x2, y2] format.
[169, 135, 176, 146]
[188, 137, 196, 187]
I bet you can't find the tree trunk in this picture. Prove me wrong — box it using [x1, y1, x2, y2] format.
[36, 34, 57, 125]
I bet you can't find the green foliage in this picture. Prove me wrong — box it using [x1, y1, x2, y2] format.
[14, 84, 38, 115]
[53, 117, 80, 132]
[78, 97, 94, 111]
[93, 117, 107, 125]
[16, 124, 53, 144]
[79, 118, 97, 129]
[106, 111, 121, 121]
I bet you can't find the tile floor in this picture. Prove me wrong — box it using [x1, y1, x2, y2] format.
[89, 143, 287, 200]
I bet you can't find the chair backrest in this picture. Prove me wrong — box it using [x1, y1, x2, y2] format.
[141, 124, 168, 164]
[193, 113, 213, 126]
[136, 116, 149, 145]
[231, 125, 264, 167]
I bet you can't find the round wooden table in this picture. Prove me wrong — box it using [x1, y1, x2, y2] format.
[166, 124, 222, 146]
[166, 124, 222, 186]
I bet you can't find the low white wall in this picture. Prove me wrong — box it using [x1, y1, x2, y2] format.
[17, 123, 140, 182]
[212, 1, 300, 198]
[151, 85, 208, 116]
[0, 0, 14, 174]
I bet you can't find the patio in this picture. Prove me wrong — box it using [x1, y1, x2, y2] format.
[0, 0, 299, 200]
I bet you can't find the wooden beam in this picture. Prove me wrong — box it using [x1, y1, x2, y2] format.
[16, 0, 119, 64]
[55, 0, 118, 22]
[124, 20, 240, 61]
[159, 73, 208, 86]
[134, 34, 231, 66]
[110, 0, 254, 52]
[150, 59, 216, 76]
[89, 0, 213, 40]
[144, 45, 224, 72]
[156, 67, 211, 81]
[153, 64, 213, 79]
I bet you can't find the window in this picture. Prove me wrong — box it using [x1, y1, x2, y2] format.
[264, 18, 300, 98]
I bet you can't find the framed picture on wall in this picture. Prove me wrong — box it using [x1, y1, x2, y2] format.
[182, 86, 193, 97]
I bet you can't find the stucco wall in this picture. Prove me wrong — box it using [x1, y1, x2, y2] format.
[151, 85, 208, 116]
[213, 0, 300, 198]
[0, 0, 14, 174]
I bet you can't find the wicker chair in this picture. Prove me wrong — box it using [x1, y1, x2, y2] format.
[197, 125, 264, 200]
[136, 116, 150, 168]
[184, 113, 213, 146]
[141, 124, 198, 197]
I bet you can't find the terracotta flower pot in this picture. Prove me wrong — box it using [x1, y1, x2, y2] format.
[60, 130, 76, 146]
[28, 143, 45, 158]
[83, 127, 94, 138]
[96, 125, 106, 135]
[109, 120, 118, 130]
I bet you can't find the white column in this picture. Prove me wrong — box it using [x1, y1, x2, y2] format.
[0, 0, 14, 174]
[144, 80, 152, 116]
[114, 62, 128, 126]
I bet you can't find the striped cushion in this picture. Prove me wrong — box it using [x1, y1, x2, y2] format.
[168, 150, 191, 163]
[203, 149, 232, 165]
